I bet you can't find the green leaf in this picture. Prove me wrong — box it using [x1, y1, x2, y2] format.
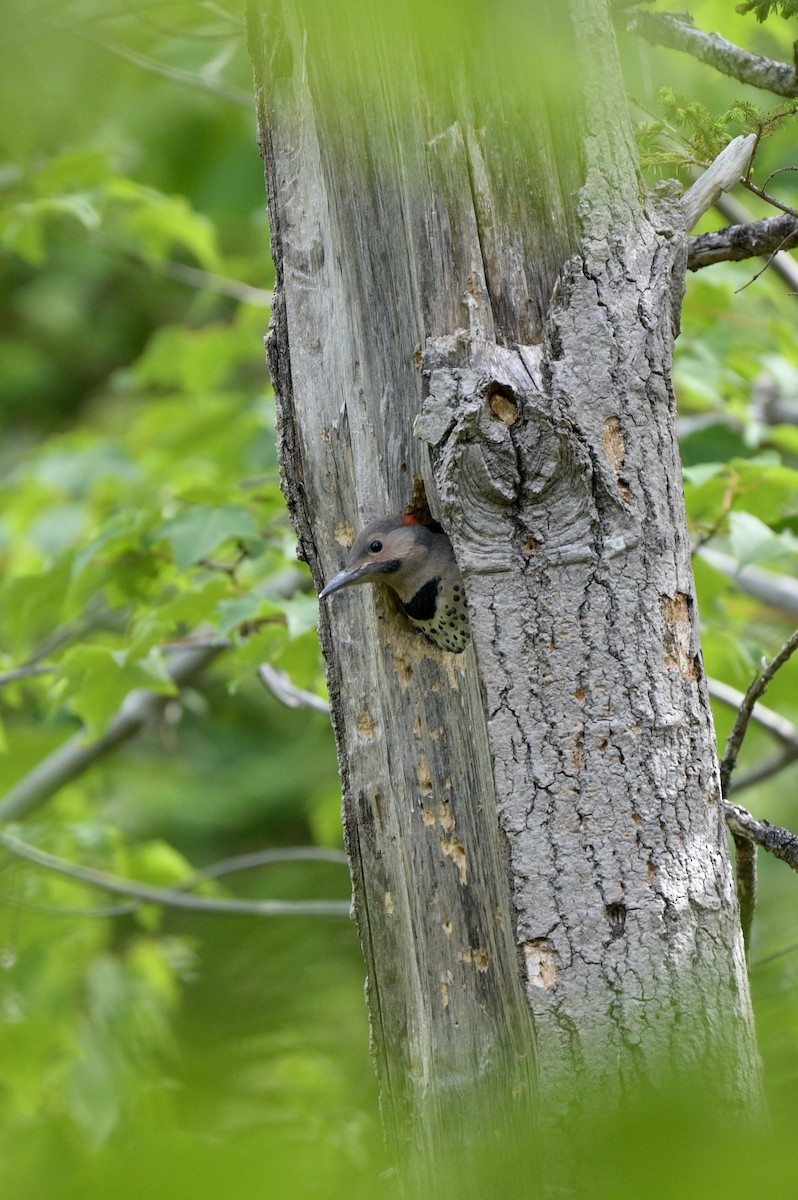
[56, 645, 176, 734]
[728, 511, 783, 566]
[156, 504, 262, 570]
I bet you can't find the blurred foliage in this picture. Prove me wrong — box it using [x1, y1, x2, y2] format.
[737, 0, 798, 20]
[0, 0, 796, 1197]
[636, 89, 798, 170]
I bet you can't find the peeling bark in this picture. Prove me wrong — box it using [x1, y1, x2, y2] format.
[249, 0, 763, 1180]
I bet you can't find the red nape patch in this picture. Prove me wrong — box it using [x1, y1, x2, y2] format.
[402, 514, 423, 525]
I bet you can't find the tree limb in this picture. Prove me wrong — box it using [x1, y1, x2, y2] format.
[724, 802, 798, 871]
[0, 830, 351, 917]
[627, 9, 798, 96]
[688, 213, 798, 269]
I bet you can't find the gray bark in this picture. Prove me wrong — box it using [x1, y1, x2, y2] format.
[249, 0, 762, 1180]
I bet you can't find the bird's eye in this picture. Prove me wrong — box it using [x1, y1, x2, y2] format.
[369, 539, 383, 553]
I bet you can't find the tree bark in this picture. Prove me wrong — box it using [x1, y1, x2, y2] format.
[249, 0, 762, 1181]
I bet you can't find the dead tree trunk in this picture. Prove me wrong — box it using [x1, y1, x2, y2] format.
[249, 0, 762, 1181]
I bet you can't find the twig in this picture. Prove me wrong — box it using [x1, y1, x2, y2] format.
[151, 259, 273, 307]
[0, 845, 349, 920]
[688, 213, 798, 270]
[626, 9, 798, 97]
[186, 844, 348, 880]
[0, 831, 350, 918]
[719, 629, 798, 798]
[733, 745, 798, 793]
[708, 677, 798, 747]
[77, 30, 253, 107]
[709, 677, 798, 793]
[718, 629, 798, 951]
[741, 177, 798, 221]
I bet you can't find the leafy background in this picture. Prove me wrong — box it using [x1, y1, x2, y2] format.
[0, 1, 797, 1196]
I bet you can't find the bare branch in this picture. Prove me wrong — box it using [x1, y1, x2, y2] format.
[0, 845, 348, 920]
[77, 31, 253, 107]
[257, 663, 331, 712]
[682, 134, 756, 232]
[741, 177, 798, 220]
[0, 644, 224, 823]
[709, 678, 798, 792]
[712, 191, 798, 291]
[724, 802, 798, 872]
[0, 831, 351, 918]
[708, 677, 798, 746]
[0, 664, 54, 688]
[627, 9, 798, 97]
[733, 745, 798, 793]
[688, 213, 798, 270]
[152, 259, 274, 307]
[187, 844, 348, 881]
[719, 628, 798, 798]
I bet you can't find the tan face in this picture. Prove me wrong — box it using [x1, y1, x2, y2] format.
[319, 517, 437, 602]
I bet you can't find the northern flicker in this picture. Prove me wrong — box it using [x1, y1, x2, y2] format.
[319, 516, 470, 653]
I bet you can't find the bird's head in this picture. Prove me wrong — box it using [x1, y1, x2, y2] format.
[319, 515, 449, 605]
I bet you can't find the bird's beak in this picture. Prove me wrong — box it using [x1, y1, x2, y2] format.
[319, 564, 368, 599]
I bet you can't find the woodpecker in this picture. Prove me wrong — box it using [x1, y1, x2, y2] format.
[319, 515, 470, 653]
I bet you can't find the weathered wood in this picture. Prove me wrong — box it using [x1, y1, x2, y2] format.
[249, 0, 763, 1178]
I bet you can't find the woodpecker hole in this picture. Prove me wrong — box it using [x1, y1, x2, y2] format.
[603, 415, 634, 502]
[442, 919, 453, 936]
[605, 902, 626, 937]
[573, 686, 586, 702]
[334, 522, 356, 549]
[522, 537, 541, 556]
[421, 807, 436, 827]
[661, 592, 701, 681]
[403, 477, 435, 528]
[437, 801, 455, 832]
[384, 892, 395, 915]
[523, 939, 558, 989]
[439, 978, 451, 1009]
[460, 947, 489, 973]
[441, 838, 468, 885]
[488, 387, 519, 427]
[392, 651, 413, 687]
[356, 710, 376, 739]
[417, 755, 433, 795]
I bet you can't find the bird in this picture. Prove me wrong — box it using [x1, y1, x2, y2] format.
[319, 515, 470, 653]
